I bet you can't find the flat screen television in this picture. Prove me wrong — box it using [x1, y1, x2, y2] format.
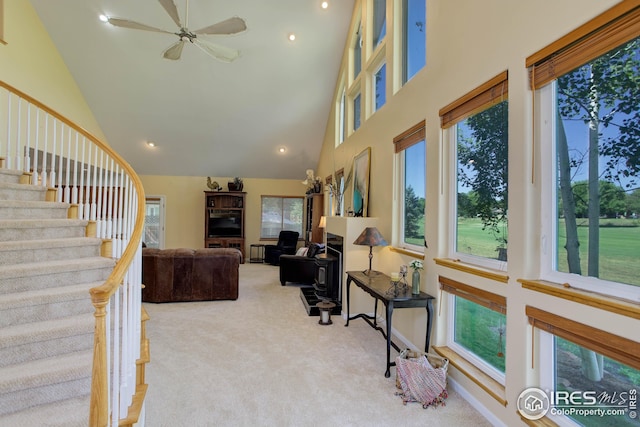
[208, 210, 242, 237]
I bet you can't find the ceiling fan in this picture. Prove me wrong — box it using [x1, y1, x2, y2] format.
[106, 0, 247, 62]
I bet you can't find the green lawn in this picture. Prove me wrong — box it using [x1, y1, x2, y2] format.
[454, 297, 506, 373]
[456, 217, 508, 259]
[557, 219, 640, 286]
[456, 217, 640, 286]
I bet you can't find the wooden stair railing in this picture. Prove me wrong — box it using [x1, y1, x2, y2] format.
[0, 80, 147, 427]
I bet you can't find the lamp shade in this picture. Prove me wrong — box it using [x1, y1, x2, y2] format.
[353, 227, 388, 247]
[318, 216, 326, 228]
[353, 227, 387, 275]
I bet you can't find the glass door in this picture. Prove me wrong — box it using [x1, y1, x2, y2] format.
[144, 196, 165, 248]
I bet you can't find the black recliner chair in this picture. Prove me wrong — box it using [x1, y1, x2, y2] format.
[279, 243, 323, 286]
[264, 231, 300, 265]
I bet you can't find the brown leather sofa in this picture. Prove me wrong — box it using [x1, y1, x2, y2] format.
[142, 247, 241, 302]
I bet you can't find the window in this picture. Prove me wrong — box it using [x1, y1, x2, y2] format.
[260, 196, 303, 239]
[402, 0, 426, 83]
[373, 62, 386, 112]
[394, 121, 425, 252]
[144, 196, 165, 249]
[442, 277, 506, 383]
[528, 306, 640, 427]
[440, 72, 508, 269]
[529, 4, 640, 300]
[338, 85, 346, 145]
[372, 0, 386, 48]
[353, 92, 361, 131]
[353, 21, 362, 80]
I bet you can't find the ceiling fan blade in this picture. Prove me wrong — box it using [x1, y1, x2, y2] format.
[162, 40, 185, 60]
[157, 0, 182, 28]
[107, 18, 173, 34]
[193, 39, 240, 63]
[193, 17, 247, 36]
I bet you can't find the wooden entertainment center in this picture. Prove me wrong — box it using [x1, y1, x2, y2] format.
[204, 191, 246, 261]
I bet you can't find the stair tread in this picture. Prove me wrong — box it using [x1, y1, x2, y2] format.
[0, 237, 102, 252]
[0, 313, 94, 349]
[0, 218, 88, 229]
[0, 394, 88, 427]
[0, 200, 69, 208]
[0, 257, 115, 279]
[0, 169, 23, 177]
[0, 350, 92, 393]
[0, 281, 100, 309]
[0, 181, 46, 192]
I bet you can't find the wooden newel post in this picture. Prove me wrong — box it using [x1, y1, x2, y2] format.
[89, 294, 109, 427]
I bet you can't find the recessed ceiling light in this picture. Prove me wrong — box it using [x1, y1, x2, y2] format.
[288, 33, 296, 42]
[146, 141, 156, 148]
[321, 1, 329, 9]
[99, 14, 109, 23]
[278, 147, 287, 153]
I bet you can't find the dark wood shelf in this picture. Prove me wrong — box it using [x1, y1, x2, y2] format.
[204, 191, 246, 262]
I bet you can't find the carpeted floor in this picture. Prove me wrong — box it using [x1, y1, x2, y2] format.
[143, 263, 493, 427]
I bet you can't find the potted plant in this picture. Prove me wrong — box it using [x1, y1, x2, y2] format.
[409, 260, 423, 295]
[228, 177, 243, 191]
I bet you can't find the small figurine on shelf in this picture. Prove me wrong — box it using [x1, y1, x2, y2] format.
[206, 177, 221, 191]
[409, 260, 423, 295]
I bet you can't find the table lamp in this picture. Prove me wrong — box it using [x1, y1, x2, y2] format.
[353, 227, 388, 275]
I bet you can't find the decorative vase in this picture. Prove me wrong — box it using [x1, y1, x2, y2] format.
[411, 270, 421, 295]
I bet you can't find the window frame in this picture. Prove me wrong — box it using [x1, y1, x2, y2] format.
[371, 0, 387, 50]
[352, 18, 363, 82]
[529, 3, 640, 302]
[537, 84, 640, 302]
[393, 120, 426, 254]
[442, 276, 507, 385]
[440, 72, 509, 270]
[351, 90, 362, 133]
[336, 76, 346, 146]
[528, 305, 640, 397]
[447, 296, 507, 384]
[260, 195, 304, 240]
[401, 0, 426, 84]
[372, 58, 387, 113]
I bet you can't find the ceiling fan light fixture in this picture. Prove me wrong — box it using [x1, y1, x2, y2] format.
[99, 14, 109, 23]
[105, 0, 246, 62]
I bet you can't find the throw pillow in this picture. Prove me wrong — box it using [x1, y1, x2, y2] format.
[296, 247, 308, 257]
[307, 243, 319, 258]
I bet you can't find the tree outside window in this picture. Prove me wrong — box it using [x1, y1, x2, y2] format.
[455, 100, 509, 262]
[554, 36, 640, 287]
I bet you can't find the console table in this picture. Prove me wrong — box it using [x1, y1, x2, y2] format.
[345, 271, 435, 378]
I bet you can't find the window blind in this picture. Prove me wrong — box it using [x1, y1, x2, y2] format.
[393, 120, 425, 153]
[526, 306, 640, 371]
[439, 71, 508, 129]
[526, 3, 640, 90]
[439, 276, 506, 314]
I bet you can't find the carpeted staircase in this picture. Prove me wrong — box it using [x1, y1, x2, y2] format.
[0, 168, 116, 426]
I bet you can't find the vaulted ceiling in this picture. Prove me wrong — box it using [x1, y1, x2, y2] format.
[29, 0, 354, 179]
